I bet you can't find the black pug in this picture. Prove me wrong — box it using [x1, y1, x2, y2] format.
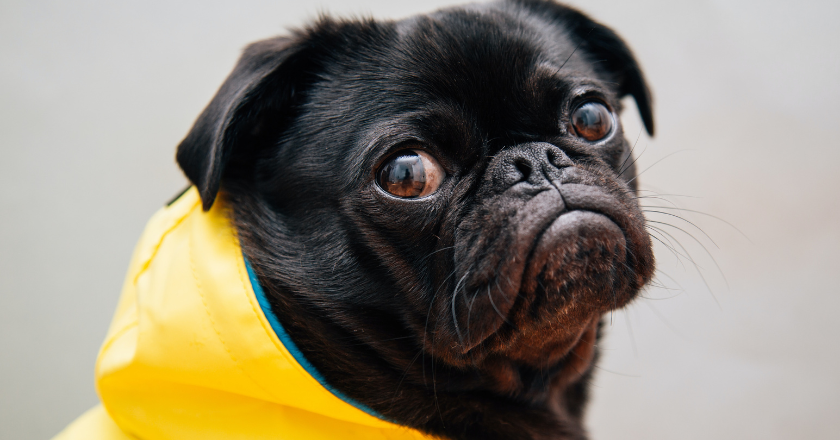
[176, 0, 655, 438]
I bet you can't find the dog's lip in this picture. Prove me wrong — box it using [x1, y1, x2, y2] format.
[446, 181, 642, 360]
[519, 184, 632, 290]
[521, 208, 626, 293]
[557, 183, 634, 233]
[559, 182, 653, 290]
[463, 189, 632, 358]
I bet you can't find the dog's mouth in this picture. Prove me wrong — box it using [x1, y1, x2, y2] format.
[428, 180, 653, 380]
[485, 208, 627, 368]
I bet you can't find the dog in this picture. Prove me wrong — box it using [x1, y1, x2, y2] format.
[63, 1, 656, 439]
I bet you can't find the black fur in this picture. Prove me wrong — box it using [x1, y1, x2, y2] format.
[176, 1, 655, 439]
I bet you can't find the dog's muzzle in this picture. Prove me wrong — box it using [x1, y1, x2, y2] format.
[431, 142, 652, 366]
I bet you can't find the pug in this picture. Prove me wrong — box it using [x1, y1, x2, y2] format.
[176, 0, 655, 438]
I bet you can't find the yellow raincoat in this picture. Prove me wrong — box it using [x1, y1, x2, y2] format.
[53, 188, 434, 440]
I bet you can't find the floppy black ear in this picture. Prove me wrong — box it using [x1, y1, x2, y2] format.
[176, 35, 310, 210]
[511, 0, 655, 136]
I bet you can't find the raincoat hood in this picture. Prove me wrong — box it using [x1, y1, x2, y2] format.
[54, 188, 433, 440]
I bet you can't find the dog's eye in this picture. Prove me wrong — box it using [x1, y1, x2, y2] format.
[571, 101, 614, 142]
[377, 149, 444, 198]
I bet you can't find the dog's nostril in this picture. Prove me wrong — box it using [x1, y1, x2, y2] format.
[546, 149, 557, 166]
[514, 158, 532, 181]
[546, 147, 573, 168]
[546, 148, 565, 168]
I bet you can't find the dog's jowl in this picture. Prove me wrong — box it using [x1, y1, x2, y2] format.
[56, 1, 655, 439]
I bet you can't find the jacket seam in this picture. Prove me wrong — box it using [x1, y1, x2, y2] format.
[132, 199, 200, 285]
[189, 213, 283, 403]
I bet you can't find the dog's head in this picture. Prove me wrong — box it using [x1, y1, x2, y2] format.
[176, 0, 654, 428]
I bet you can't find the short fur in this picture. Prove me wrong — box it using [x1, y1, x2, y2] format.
[175, 1, 655, 439]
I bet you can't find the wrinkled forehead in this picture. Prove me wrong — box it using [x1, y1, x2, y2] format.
[339, 6, 606, 151]
[309, 4, 608, 126]
[387, 4, 599, 96]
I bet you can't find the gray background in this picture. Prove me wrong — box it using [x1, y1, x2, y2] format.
[2, 0, 838, 438]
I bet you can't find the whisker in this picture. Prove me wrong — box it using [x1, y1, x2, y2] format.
[421, 274, 447, 427]
[451, 270, 471, 345]
[392, 349, 423, 401]
[626, 150, 695, 186]
[646, 224, 704, 271]
[652, 269, 685, 293]
[645, 225, 690, 266]
[649, 220, 729, 292]
[646, 222, 723, 309]
[591, 364, 641, 378]
[617, 128, 645, 176]
[623, 309, 638, 357]
[619, 143, 648, 178]
[641, 206, 752, 243]
[647, 271, 686, 295]
[644, 210, 719, 248]
[419, 245, 456, 264]
[643, 278, 681, 292]
[634, 195, 680, 207]
[556, 27, 593, 72]
[642, 300, 691, 342]
[423, 267, 459, 388]
[638, 270, 687, 299]
[638, 281, 685, 300]
[487, 285, 512, 326]
[635, 191, 701, 199]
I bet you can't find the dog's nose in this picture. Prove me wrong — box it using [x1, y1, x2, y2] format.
[487, 142, 572, 191]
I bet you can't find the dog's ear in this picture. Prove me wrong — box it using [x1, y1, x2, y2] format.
[512, 0, 655, 135]
[572, 16, 655, 136]
[176, 35, 315, 210]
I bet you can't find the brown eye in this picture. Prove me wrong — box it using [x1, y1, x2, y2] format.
[377, 149, 444, 198]
[571, 101, 614, 142]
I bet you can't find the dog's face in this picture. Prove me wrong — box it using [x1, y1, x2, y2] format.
[177, 0, 654, 437]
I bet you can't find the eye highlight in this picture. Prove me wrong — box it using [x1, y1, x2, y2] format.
[377, 149, 444, 198]
[571, 101, 614, 142]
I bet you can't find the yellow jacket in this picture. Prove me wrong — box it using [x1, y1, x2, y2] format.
[54, 188, 434, 440]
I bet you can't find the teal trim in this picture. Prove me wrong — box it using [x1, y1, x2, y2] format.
[243, 255, 389, 421]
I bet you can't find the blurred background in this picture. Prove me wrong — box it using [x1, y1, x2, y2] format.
[1, 0, 838, 438]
